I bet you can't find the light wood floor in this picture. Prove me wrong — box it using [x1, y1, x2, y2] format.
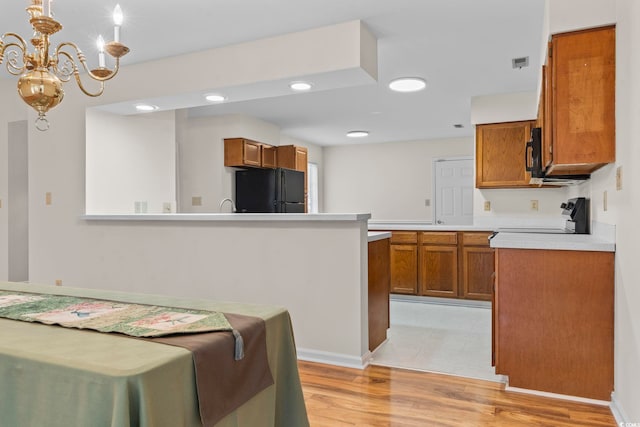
[299, 361, 616, 426]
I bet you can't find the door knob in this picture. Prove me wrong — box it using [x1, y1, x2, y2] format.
[436, 220, 444, 224]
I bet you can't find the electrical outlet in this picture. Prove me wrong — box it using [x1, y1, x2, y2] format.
[192, 196, 202, 206]
[530, 200, 539, 211]
[484, 201, 491, 211]
[45, 192, 52, 205]
[163, 202, 172, 213]
[616, 166, 622, 190]
[55, 279, 62, 286]
[603, 190, 608, 211]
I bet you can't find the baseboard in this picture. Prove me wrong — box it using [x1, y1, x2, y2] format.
[610, 391, 629, 425]
[390, 294, 491, 309]
[505, 385, 610, 406]
[297, 347, 372, 369]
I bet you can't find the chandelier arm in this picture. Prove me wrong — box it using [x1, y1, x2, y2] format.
[56, 49, 105, 97]
[0, 33, 29, 75]
[54, 42, 120, 83]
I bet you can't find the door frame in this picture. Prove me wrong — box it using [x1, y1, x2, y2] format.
[432, 156, 473, 225]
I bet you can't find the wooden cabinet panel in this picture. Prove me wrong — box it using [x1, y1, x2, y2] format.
[368, 238, 390, 351]
[547, 26, 615, 175]
[495, 248, 614, 400]
[421, 232, 457, 245]
[224, 138, 263, 167]
[461, 232, 492, 246]
[475, 121, 535, 188]
[262, 145, 277, 168]
[277, 145, 307, 172]
[419, 245, 458, 297]
[461, 247, 494, 301]
[390, 244, 418, 295]
[391, 232, 418, 244]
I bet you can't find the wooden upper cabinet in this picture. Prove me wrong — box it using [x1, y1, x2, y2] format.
[224, 138, 263, 167]
[475, 121, 534, 188]
[277, 145, 308, 172]
[545, 25, 615, 175]
[262, 145, 278, 168]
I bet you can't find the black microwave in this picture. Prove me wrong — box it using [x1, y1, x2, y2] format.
[525, 127, 590, 185]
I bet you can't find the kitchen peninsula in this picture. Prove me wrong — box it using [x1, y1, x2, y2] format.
[82, 212, 376, 368]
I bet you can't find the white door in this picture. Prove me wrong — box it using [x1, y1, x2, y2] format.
[433, 158, 473, 225]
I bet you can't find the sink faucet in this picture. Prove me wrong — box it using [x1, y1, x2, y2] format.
[219, 198, 236, 213]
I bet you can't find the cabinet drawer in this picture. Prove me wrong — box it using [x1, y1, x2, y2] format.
[462, 232, 493, 246]
[390, 232, 418, 244]
[421, 232, 457, 245]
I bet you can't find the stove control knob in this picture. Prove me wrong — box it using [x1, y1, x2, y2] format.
[567, 202, 574, 209]
[560, 202, 567, 209]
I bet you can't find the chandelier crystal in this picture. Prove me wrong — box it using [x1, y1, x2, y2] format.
[0, 1, 130, 131]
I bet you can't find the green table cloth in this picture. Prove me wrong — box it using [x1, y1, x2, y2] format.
[0, 281, 309, 427]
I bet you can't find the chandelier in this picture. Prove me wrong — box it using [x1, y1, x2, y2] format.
[0, 1, 129, 131]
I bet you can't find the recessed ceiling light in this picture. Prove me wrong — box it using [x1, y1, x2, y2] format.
[346, 130, 369, 138]
[205, 94, 227, 102]
[135, 104, 158, 112]
[289, 81, 312, 91]
[388, 77, 427, 93]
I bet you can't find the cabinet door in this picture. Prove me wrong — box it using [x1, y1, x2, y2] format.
[475, 121, 534, 188]
[224, 138, 263, 167]
[549, 26, 615, 173]
[262, 145, 277, 168]
[419, 245, 458, 297]
[390, 244, 418, 295]
[461, 246, 494, 301]
[295, 147, 308, 172]
[243, 140, 262, 167]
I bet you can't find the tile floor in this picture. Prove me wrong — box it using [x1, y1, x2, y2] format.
[371, 298, 506, 383]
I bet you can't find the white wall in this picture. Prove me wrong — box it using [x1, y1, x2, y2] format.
[178, 115, 280, 213]
[0, 79, 28, 281]
[323, 137, 473, 220]
[178, 115, 324, 213]
[86, 109, 177, 214]
[603, 0, 639, 422]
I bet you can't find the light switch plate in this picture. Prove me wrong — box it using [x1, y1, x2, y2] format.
[616, 166, 622, 190]
[603, 190, 608, 211]
[484, 201, 491, 211]
[192, 196, 202, 206]
[45, 192, 52, 205]
[530, 200, 539, 211]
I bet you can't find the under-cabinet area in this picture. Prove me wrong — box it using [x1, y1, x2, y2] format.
[386, 230, 494, 301]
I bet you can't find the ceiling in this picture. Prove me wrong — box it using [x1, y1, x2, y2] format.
[1, 0, 545, 145]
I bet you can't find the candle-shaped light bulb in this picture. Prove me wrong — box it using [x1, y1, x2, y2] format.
[97, 35, 106, 68]
[43, 0, 51, 17]
[113, 4, 123, 42]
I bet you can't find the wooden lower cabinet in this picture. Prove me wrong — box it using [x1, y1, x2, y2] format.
[460, 232, 494, 301]
[389, 232, 418, 294]
[368, 238, 390, 351]
[495, 248, 614, 400]
[419, 245, 458, 297]
[387, 230, 494, 300]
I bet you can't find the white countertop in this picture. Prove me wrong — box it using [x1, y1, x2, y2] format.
[367, 231, 392, 242]
[368, 221, 493, 231]
[83, 213, 371, 222]
[490, 229, 615, 252]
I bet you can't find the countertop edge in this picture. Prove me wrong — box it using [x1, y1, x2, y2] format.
[82, 213, 372, 222]
[367, 232, 392, 242]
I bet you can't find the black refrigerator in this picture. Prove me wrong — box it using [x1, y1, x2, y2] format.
[235, 168, 305, 213]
